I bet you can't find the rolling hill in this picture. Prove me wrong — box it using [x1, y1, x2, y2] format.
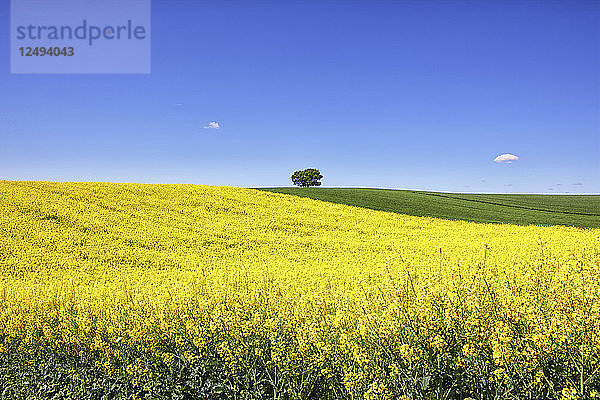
[1, 181, 599, 397]
[259, 187, 600, 228]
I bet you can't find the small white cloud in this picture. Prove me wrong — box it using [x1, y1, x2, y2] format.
[203, 121, 220, 129]
[493, 153, 519, 163]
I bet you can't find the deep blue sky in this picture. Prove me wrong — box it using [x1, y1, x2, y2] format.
[1, 0, 599, 193]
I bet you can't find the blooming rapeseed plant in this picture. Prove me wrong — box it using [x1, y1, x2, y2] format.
[0, 181, 598, 398]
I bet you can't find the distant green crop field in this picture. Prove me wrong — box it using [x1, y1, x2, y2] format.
[259, 188, 600, 228]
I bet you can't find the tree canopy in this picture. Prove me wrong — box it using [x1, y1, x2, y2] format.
[291, 168, 323, 187]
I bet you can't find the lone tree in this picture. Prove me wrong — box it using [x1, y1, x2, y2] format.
[291, 168, 323, 187]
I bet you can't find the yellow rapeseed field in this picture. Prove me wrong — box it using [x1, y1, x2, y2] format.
[0, 181, 599, 399]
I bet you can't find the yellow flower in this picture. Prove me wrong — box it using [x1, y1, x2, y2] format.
[0, 181, 597, 397]
[561, 387, 578, 400]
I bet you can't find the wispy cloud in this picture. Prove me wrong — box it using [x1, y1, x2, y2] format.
[203, 121, 220, 129]
[572, 182, 584, 186]
[493, 153, 519, 163]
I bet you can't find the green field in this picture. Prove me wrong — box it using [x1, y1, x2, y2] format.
[259, 188, 600, 228]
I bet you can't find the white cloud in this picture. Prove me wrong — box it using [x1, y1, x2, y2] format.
[493, 153, 519, 163]
[203, 121, 220, 129]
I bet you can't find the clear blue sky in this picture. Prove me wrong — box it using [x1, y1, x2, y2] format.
[1, 0, 599, 193]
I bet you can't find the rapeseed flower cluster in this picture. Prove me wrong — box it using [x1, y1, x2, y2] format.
[0, 181, 598, 398]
